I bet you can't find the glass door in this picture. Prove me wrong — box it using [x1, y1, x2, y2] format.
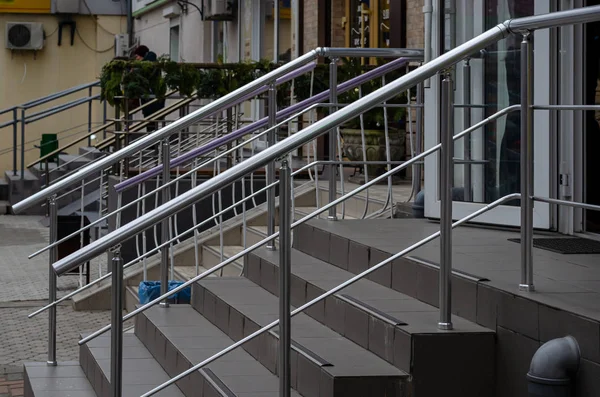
[424, 0, 553, 229]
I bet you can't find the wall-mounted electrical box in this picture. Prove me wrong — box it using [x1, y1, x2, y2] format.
[53, 0, 80, 13]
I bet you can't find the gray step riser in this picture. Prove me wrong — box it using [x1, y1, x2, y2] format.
[134, 311, 243, 397]
[79, 344, 108, 397]
[243, 252, 405, 369]
[292, 223, 480, 322]
[244, 252, 496, 397]
[190, 282, 406, 397]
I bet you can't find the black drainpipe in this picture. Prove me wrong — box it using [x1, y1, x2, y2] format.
[527, 336, 581, 397]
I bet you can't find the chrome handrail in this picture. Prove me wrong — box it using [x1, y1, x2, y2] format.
[76, 101, 518, 344]
[13, 48, 423, 213]
[50, 30, 509, 276]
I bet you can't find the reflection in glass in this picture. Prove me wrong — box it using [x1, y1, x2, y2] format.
[483, 0, 534, 203]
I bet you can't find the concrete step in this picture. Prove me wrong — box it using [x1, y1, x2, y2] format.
[79, 146, 105, 160]
[29, 161, 65, 185]
[246, 247, 496, 397]
[58, 154, 92, 172]
[24, 361, 96, 397]
[0, 178, 7, 201]
[137, 304, 303, 397]
[79, 332, 185, 396]
[0, 200, 8, 215]
[294, 206, 357, 220]
[193, 277, 409, 397]
[201, 244, 244, 275]
[244, 225, 279, 247]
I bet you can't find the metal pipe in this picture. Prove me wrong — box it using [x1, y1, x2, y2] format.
[12, 50, 321, 214]
[52, 27, 510, 276]
[274, 0, 279, 63]
[328, 58, 339, 221]
[26, 95, 101, 124]
[47, 196, 58, 366]
[505, 4, 600, 33]
[12, 108, 17, 176]
[463, 60, 472, 201]
[519, 34, 535, 292]
[266, 83, 277, 251]
[139, 193, 521, 397]
[531, 104, 600, 110]
[423, 0, 433, 87]
[20, 108, 25, 179]
[161, 141, 171, 306]
[414, 82, 424, 195]
[88, 87, 93, 147]
[323, 48, 424, 59]
[439, 74, 453, 330]
[279, 160, 291, 397]
[113, 57, 415, 193]
[533, 197, 600, 213]
[110, 247, 123, 397]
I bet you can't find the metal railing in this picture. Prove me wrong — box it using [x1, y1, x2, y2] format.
[0, 81, 100, 179]
[22, 5, 600, 395]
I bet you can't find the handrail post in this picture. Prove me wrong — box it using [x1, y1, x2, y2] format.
[160, 140, 171, 306]
[439, 73, 453, 330]
[47, 195, 58, 366]
[279, 159, 291, 397]
[414, 82, 424, 196]
[21, 108, 25, 179]
[519, 33, 535, 292]
[13, 108, 18, 176]
[110, 245, 123, 397]
[266, 82, 278, 250]
[328, 58, 339, 221]
[463, 59, 472, 202]
[88, 86, 93, 146]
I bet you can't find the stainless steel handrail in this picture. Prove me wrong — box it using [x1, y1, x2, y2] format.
[50, 28, 510, 276]
[13, 47, 421, 214]
[140, 193, 521, 397]
[76, 101, 518, 344]
[11, 50, 320, 213]
[28, 101, 333, 260]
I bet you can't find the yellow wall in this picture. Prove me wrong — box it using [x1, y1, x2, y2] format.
[0, 13, 125, 173]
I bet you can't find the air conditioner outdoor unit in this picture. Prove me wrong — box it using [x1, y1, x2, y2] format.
[5, 22, 44, 51]
[205, 0, 235, 21]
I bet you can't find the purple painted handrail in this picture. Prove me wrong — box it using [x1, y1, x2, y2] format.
[115, 57, 411, 192]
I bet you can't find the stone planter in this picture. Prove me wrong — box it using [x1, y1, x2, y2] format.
[341, 127, 406, 183]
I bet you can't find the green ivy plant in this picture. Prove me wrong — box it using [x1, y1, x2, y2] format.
[99, 57, 412, 129]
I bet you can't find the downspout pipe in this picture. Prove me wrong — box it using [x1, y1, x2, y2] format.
[527, 336, 581, 397]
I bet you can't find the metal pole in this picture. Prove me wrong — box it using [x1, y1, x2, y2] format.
[110, 246, 123, 397]
[21, 108, 25, 179]
[278, 160, 291, 397]
[439, 74, 453, 330]
[13, 109, 17, 176]
[123, 100, 130, 177]
[274, 0, 280, 63]
[88, 87, 93, 146]
[414, 82, 424, 195]
[519, 33, 535, 292]
[266, 83, 277, 250]
[161, 140, 171, 306]
[47, 196, 58, 366]
[328, 58, 339, 220]
[103, 100, 107, 137]
[463, 60, 472, 202]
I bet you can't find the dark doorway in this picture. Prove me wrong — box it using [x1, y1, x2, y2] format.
[585, 0, 600, 233]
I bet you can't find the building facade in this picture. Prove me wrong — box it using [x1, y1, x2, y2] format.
[0, 0, 126, 172]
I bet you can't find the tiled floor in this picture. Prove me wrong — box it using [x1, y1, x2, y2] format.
[0, 372, 24, 397]
[308, 218, 600, 322]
